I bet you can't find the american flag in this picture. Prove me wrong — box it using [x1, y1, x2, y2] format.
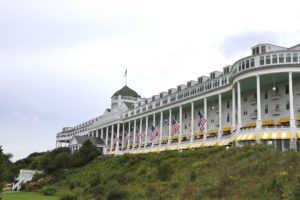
[171, 117, 180, 135]
[112, 136, 119, 147]
[198, 111, 207, 132]
[136, 128, 141, 143]
[150, 125, 159, 140]
[124, 131, 129, 146]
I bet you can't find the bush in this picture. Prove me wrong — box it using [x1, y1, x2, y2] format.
[157, 163, 173, 181]
[41, 186, 57, 196]
[60, 192, 78, 200]
[106, 188, 128, 200]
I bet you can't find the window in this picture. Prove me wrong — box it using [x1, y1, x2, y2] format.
[242, 61, 245, 70]
[264, 90, 268, 99]
[272, 54, 277, 64]
[260, 56, 264, 65]
[211, 119, 214, 123]
[238, 63, 241, 71]
[185, 113, 187, 119]
[256, 47, 259, 54]
[286, 53, 291, 63]
[227, 101, 230, 108]
[243, 110, 248, 115]
[276, 104, 280, 111]
[261, 46, 266, 53]
[265, 105, 268, 114]
[185, 125, 187, 129]
[252, 48, 255, 55]
[286, 101, 290, 110]
[250, 58, 255, 67]
[227, 114, 230, 122]
[243, 96, 248, 102]
[279, 54, 284, 63]
[266, 55, 271, 64]
[293, 53, 298, 62]
[286, 85, 289, 94]
[246, 60, 250, 68]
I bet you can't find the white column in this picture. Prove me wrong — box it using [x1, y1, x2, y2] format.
[168, 109, 172, 145]
[190, 102, 194, 143]
[204, 98, 207, 142]
[116, 123, 120, 153]
[139, 118, 142, 149]
[101, 128, 103, 139]
[256, 75, 262, 129]
[105, 127, 108, 147]
[159, 112, 163, 146]
[289, 72, 295, 128]
[152, 114, 156, 147]
[178, 105, 182, 146]
[237, 81, 242, 129]
[127, 121, 131, 149]
[133, 120, 136, 149]
[144, 116, 148, 149]
[231, 88, 236, 130]
[218, 93, 222, 140]
[110, 125, 114, 152]
[122, 123, 125, 150]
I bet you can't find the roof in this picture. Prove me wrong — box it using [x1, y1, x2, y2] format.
[73, 136, 105, 146]
[112, 85, 140, 98]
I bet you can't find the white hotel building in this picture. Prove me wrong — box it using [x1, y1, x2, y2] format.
[56, 43, 300, 154]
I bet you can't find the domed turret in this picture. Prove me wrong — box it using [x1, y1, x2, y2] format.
[112, 86, 140, 98]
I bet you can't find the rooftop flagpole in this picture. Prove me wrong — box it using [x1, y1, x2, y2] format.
[124, 67, 127, 86]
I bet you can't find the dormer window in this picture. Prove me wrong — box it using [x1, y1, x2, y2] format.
[187, 82, 191, 88]
[256, 47, 259, 54]
[177, 86, 181, 91]
[261, 45, 266, 53]
[198, 77, 202, 83]
[152, 96, 155, 101]
[168, 89, 172, 95]
[210, 73, 215, 79]
[160, 93, 163, 98]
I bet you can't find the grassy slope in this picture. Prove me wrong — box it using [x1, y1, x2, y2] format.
[44, 145, 300, 200]
[1, 192, 58, 200]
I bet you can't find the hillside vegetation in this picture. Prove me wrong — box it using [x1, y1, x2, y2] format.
[34, 145, 300, 200]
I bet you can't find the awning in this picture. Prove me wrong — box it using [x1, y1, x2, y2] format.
[190, 143, 203, 149]
[278, 117, 290, 124]
[297, 132, 300, 139]
[235, 133, 256, 141]
[296, 115, 300, 121]
[162, 137, 169, 142]
[203, 141, 217, 147]
[178, 144, 190, 150]
[172, 135, 179, 140]
[208, 129, 218, 134]
[167, 145, 178, 151]
[222, 127, 231, 132]
[217, 140, 231, 146]
[157, 147, 166, 152]
[262, 120, 275, 126]
[194, 131, 204, 136]
[259, 132, 291, 140]
[243, 122, 256, 128]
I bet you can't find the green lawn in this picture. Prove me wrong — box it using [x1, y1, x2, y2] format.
[1, 192, 58, 200]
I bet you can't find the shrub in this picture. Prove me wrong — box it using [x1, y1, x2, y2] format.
[60, 192, 78, 200]
[106, 188, 128, 200]
[157, 163, 173, 181]
[41, 186, 57, 196]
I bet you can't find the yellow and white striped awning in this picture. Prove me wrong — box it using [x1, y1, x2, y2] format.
[194, 131, 204, 136]
[222, 127, 231, 132]
[178, 144, 190, 150]
[296, 116, 300, 121]
[203, 141, 217, 147]
[167, 145, 178, 151]
[217, 140, 231, 146]
[234, 133, 256, 141]
[190, 143, 203, 149]
[157, 147, 167, 152]
[296, 132, 300, 139]
[243, 122, 256, 128]
[208, 129, 218, 134]
[259, 132, 291, 140]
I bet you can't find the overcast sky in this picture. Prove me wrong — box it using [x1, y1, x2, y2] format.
[1, 0, 300, 161]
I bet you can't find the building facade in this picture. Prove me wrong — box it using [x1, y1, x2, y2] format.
[56, 43, 300, 154]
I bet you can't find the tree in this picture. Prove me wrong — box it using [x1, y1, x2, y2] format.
[72, 140, 100, 167]
[0, 146, 13, 192]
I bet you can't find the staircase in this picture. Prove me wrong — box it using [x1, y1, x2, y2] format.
[12, 179, 24, 191]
